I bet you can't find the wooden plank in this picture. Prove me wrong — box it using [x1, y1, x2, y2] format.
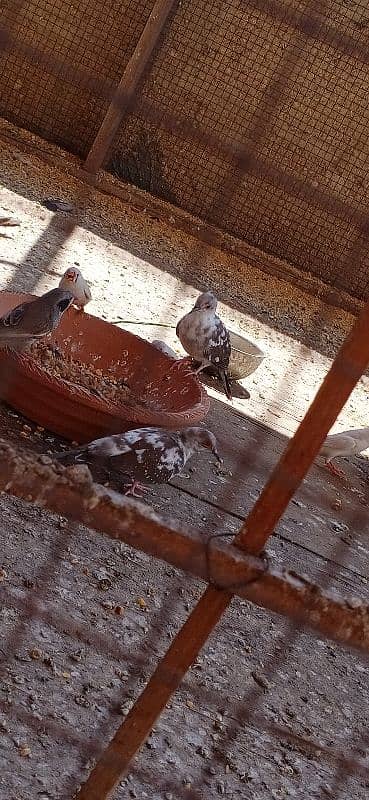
[0, 127, 363, 317]
[93, 174, 364, 317]
[84, 0, 179, 174]
[150, 482, 369, 596]
[234, 300, 369, 551]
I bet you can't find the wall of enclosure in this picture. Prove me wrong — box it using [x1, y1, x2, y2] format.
[2, 0, 369, 298]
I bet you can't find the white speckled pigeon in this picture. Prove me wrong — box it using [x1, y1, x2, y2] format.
[175, 291, 232, 400]
[0, 288, 73, 351]
[59, 267, 92, 310]
[55, 425, 222, 496]
[319, 427, 369, 478]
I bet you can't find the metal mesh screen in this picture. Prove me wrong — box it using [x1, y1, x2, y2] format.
[1, 0, 369, 294]
[0, 0, 154, 154]
[111, 0, 369, 299]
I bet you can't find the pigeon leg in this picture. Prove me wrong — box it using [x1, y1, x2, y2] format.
[169, 356, 194, 376]
[123, 479, 150, 497]
[193, 363, 208, 375]
[325, 460, 346, 479]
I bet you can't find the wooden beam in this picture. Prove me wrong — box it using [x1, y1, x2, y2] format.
[1, 441, 368, 652]
[84, 0, 179, 174]
[0, 130, 364, 316]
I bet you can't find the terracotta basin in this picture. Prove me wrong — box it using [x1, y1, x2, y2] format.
[0, 292, 210, 443]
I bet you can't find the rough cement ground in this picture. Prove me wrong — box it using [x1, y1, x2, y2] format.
[0, 125, 369, 800]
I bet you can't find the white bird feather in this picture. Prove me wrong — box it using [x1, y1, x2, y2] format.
[59, 267, 92, 310]
[320, 427, 369, 463]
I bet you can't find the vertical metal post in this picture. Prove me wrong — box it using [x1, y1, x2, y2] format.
[84, 0, 178, 174]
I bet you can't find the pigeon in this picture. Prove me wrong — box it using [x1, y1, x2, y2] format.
[175, 291, 232, 400]
[0, 288, 74, 352]
[319, 427, 369, 478]
[54, 425, 222, 496]
[151, 340, 178, 359]
[59, 267, 92, 310]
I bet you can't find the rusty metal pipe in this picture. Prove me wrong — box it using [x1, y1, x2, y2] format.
[0, 443, 367, 650]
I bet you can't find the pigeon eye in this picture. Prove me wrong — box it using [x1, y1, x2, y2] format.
[4, 306, 24, 327]
[58, 297, 72, 312]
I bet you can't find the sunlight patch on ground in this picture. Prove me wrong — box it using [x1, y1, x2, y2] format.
[0, 182, 367, 442]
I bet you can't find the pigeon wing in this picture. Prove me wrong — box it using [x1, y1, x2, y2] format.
[2, 303, 27, 328]
[203, 319, 231, 369]
[112, 430, 184, 484]
[320, 434, 358, 459]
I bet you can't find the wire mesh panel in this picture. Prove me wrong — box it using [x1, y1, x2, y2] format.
[111, 0, 369, 299]
[0, 0, 155, 154]
[2, 3, 369, 290]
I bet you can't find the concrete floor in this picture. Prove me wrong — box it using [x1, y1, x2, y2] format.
[0, 120, 369, 800]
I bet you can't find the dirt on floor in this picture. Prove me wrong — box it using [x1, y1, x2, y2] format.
[0, 122, 369, 800]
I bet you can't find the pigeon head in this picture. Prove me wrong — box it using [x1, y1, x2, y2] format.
[181, 427, 222, 463]
[63, 267, 80, 283]
[193, 291, 217, 312]
[0, 288, 73, 341]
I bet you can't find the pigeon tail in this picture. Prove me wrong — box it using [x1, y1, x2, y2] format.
[218, 369, 232, 400]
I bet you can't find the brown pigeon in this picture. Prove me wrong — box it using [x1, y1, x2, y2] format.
[175, 291, 232, 400]
[0, 288, 73, 352]
[55, 425, 222, 496]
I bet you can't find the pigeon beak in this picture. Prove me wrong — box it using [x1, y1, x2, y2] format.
[213, 448, 223, 464]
